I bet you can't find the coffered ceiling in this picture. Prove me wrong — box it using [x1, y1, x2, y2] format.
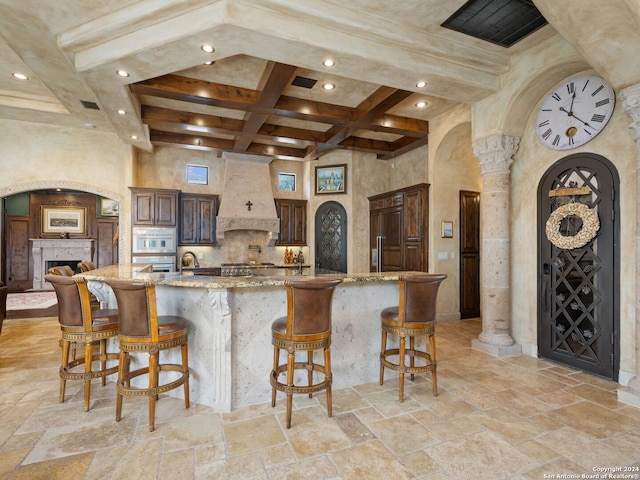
[0, 0, 557, 161]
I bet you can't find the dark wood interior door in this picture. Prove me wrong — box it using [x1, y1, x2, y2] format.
[459, 191, 480, 318]
[4, 216, 31, 290]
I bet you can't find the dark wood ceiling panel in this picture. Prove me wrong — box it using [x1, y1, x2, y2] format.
[133, 61, 429, 160]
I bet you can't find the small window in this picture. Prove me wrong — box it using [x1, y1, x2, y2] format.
[278, 173, 296, 192]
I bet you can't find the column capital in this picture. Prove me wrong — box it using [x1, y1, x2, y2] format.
[472, 134, 520, 175]
[621, 83, 640, 142]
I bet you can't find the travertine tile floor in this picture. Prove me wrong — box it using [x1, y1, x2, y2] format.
[2, 315, 640, 479]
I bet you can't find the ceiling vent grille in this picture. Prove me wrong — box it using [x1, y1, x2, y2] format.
[291, 76, 317, 89]
[80, 100, 100, 110]
[441, 0, 547, 47]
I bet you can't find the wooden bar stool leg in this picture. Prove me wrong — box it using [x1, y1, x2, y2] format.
[307, 350, 314, 398]
[148, 351, 159, 432]
[286, 349, 295, 429]
[84, 342, 93, 411]
[100, 339, 107, 387]
[60, 339, 70, 403]
[182, 343, 190, 408]
[398, 335, 406, 403]
[379, 330, 387, 385]
[272, 347, 280, 407]
[116, 350, 127, 422]
[409, 336, 415, 382]
[325, 346, 332, 418]
[429, 333, 438, 396]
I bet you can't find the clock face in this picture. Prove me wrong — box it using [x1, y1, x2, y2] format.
[535, 74, 615, 150]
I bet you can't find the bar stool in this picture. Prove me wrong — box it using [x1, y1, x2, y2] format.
[78, 261, 96, 272]
[45, 274, 119, 411]
[48, 265, 74, 276]
[270, 278, 342, 429]
[107, 280, 190, 432]
[380, 273, 447, 402]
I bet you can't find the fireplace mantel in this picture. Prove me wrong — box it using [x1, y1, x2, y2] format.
[31, 238, 94, 290]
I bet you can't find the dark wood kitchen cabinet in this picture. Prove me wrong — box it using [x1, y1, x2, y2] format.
[179, 194, 218, 245]
[369, 183, 429, 272]
[275, 199, 307, 245]
[130, 188, 179, 226]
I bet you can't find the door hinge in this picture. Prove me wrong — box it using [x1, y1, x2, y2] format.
[611, 353, 615, 366]
[611, 332, 615, 344]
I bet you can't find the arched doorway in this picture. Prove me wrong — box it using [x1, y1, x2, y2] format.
[314, 201, 347, 273]
[537, 153, 619, 380]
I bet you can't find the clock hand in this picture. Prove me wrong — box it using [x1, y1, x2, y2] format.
[568, 91, 576, 115]
[559, 107, 593, 129]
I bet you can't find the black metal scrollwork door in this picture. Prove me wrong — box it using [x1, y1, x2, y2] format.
[538, 153, 619, 380]
[315, 201, 347, 273]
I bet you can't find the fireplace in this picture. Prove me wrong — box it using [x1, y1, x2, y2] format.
[31, 238, 94, 290]
[46, 260, 81, 274]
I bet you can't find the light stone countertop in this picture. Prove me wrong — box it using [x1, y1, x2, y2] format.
[78, 263, 409, 289]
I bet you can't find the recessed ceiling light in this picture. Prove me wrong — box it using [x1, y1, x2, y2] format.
[416, 81, 427, 88]
[323, 59, 335, 67]
[130, 135, 138, 140]
[322, 82, 335, 90]
[204, 61, 215, 65]
[12, 73, 28, 80]
[84, 123, 96, 128]
[117, 109, 126, 115]
[116, 70, 129, 77]
[415, 101, 427, 108]
[201, 44, 215, 53]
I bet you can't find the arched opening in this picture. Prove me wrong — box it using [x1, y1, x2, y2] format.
[314, 201, 347, 273]
[2, 182, 123, 290]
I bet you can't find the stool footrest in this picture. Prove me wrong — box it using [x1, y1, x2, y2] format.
[380, 348, 435, 374]
[117, 364, 189, 397]
[270, 363, 331, 395]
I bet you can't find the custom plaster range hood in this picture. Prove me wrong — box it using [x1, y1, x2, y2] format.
[216, 152, 280, 245]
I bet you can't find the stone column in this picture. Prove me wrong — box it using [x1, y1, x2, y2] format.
[471, 134, 522, 357]
[619, 84, 640, 404]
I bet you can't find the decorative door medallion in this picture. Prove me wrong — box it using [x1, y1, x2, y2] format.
[538, 153, 619, 380]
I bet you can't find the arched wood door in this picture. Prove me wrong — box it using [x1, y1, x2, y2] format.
[315, 201, 347, 273]
[538, 153, 619, 380]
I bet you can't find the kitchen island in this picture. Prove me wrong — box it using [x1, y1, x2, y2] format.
[80, 264, 411, 412]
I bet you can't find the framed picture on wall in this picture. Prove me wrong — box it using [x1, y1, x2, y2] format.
[315, 164, 346, 194]
[41, 206, 87, 235]
[441, 220, 453, 238]
[186, 164, 208, 185]
[97, 197, 119, 217]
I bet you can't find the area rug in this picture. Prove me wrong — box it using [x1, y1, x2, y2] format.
[6, 292, 57, 311]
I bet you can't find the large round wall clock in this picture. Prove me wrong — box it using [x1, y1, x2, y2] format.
[535, 74, 615, 150]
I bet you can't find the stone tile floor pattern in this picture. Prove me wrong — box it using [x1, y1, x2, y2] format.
[1, 316, 640, 479]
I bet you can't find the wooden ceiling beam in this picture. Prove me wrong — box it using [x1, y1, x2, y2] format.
[234, 62, 297, 152]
